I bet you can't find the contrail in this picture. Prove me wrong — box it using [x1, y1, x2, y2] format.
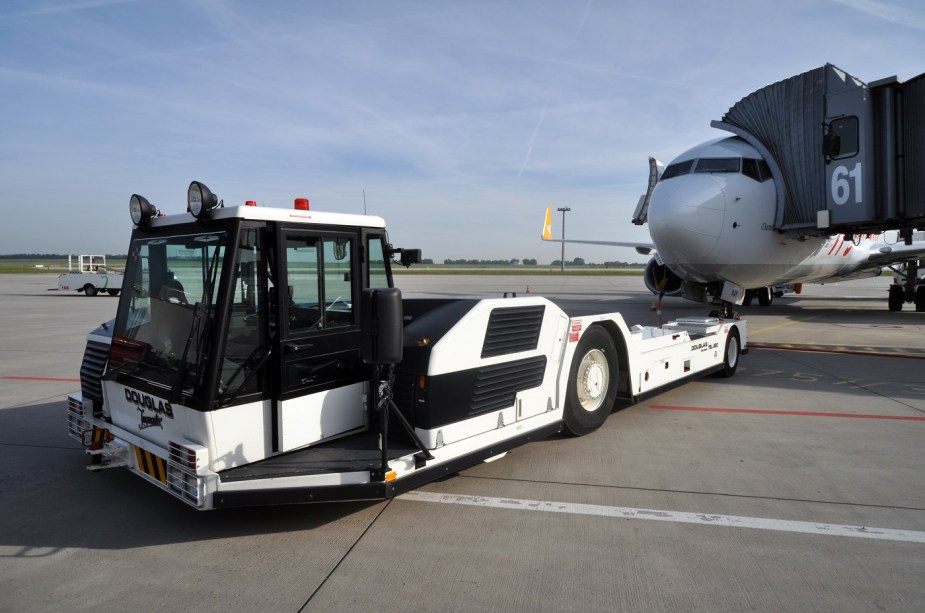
[516, 101, 548, 180]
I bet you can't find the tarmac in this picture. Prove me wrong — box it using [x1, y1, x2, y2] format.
[1, 273, 924, 612]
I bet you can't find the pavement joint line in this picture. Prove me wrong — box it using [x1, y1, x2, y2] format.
[748, 343, 925, 359]
[0, 376, 81, 382]
[649, 405, 925, 421]
[400, 491, 925, 544]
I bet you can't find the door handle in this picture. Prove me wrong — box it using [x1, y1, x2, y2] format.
[285, 342, 314, 352]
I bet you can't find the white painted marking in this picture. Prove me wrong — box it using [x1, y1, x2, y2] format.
[400, 491, 925, 544]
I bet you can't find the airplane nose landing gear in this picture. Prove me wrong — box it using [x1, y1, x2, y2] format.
[709, 300, 738, 320]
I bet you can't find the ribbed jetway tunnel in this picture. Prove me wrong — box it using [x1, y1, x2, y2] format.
[711, 64, 925, 238]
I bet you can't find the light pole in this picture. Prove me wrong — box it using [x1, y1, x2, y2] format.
[557, 206, 571, 271]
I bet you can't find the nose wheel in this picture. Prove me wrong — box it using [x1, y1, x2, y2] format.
[709, 301, 737, 319]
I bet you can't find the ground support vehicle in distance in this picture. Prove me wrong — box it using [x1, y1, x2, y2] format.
[57, 254, 124, 296]
[66, 182, 747, 510]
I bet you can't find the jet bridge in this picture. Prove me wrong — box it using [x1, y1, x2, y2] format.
[711, 64, 925, 239]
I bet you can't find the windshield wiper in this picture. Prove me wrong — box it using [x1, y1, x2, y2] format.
[219, 342, 274, 407]
[168, 243, 223, 404]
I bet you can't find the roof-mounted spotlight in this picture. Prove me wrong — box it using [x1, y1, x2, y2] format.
[188, 181, 219, 219]
[129, 194, 157, 226]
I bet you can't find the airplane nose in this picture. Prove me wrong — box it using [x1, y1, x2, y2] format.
[647, 175, 726, 280]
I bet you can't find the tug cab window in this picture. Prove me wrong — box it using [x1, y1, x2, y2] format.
[284, 234, 355, 335]
[216, 227, 267, 402]
[280, 231, 362, 396]
[367, 235, 390, 288]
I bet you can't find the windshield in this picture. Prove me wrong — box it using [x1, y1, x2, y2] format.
[111, 229, 228, 398]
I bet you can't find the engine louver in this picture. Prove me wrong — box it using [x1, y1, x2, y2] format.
[481, 305, 545, 358]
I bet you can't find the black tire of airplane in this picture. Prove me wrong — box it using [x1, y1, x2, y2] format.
[83, 284, 97, 297]
[888, 285, 904, 312]
[718, 329, 741, 378]
[107, 289, 120, 296]
[758, 287, 773, 306]
[563, 326, 619, 437]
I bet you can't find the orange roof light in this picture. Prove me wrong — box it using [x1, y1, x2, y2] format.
[245, 200, 257, 207]
[294, 198, 310, 211]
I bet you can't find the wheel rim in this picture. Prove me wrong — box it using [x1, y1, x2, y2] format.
[577, 349, 609, 412]
[727, 335, 739, 368]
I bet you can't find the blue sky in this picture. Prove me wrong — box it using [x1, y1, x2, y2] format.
[1, 0, 924, 263]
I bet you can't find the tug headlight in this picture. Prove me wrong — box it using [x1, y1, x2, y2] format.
[188, 181, 219, 219]
[129, 194, 157, 226]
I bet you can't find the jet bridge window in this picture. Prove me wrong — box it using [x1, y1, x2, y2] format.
[826, 116, 859, 160]
[694, 158, 740, 173]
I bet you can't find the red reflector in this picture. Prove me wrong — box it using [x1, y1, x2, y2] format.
[110, 336, 149, 368]
[245, 200, 257, 207]
[294, 198, 310, 210]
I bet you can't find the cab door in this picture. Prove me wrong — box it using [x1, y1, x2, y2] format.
[275, 228, 366, 452]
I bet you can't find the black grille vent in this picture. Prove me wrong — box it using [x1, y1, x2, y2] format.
[471, 355, 546, 414]
[80, 340, 110, 404]
[481, 305, 545, 358]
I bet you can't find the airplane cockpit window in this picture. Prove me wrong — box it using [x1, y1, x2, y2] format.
[694, 158, 740, 173]
[742, 158, 772, 182]
[660, 160, 694, 180]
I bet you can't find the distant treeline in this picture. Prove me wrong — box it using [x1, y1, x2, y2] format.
[443, 259, 537, 265]
[441, 258, 643, 266]
[0, 253, 127, 259]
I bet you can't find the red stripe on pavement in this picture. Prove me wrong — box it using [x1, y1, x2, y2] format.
[649, 405, 925, 421]
[0, 376, 81, 382]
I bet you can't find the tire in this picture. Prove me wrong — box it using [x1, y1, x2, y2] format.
[888, 285, 903, 312]
[717, 329, 740, 378]
[563, 326, 619, 436]
[83, 284, 97, 297]
[107, 289, 120, 296]
[916, 286, 925, 312]
[742, 290, 754, 306]
[757, 286, 773, 306]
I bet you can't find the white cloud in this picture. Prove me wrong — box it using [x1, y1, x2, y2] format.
[1, 0, 924, 261]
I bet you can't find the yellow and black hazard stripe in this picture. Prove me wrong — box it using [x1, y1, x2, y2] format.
[133, 446, 167, 484]
[82, 427, 113, 449]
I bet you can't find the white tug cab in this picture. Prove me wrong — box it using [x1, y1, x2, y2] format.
[67, 182, 747, 509]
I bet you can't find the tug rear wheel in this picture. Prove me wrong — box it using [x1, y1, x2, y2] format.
[563, 326, 619, 436]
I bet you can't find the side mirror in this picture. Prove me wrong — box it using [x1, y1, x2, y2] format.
[361, 288, 403, 365]
[822, 132, 841, 159]
[399, 249, 421, 267]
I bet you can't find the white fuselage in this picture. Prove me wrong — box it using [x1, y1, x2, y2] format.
[647, 137, 881, 289]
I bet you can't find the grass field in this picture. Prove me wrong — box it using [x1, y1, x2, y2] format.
[392, 266, 643, 276]
[0, 258, 127, 274]
[0, 257, 642, 276]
